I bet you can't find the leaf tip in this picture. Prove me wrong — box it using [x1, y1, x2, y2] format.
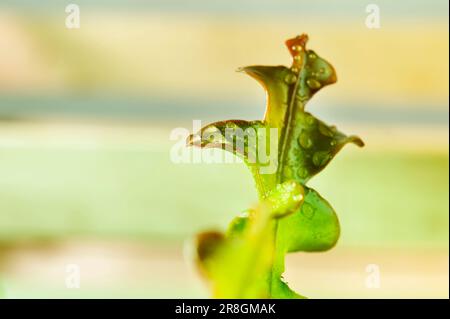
[193, 231, 225, 278]
[348, 135, 365, 147]
[236, 65, 258, 77]
[285, 34, 309, 57]
[186, 133, 200, 147]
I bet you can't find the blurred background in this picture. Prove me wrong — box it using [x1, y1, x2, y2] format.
[0, 0, 448, 298]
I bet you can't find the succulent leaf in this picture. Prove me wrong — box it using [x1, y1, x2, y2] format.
[186, 34, 364, 298]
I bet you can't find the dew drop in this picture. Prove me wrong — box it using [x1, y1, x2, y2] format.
[302, 203, 315, 219]
[308, 53, 316, 59]
[294, 55, 302, 62]
[225, 124, 238, 135]
[305, 114, 315, 125]
[284, 73, 297, 84]
[292, 45, 302, 52]
[306, 78, 322, 90]
[330, 140, 337, 146]
[291, 67, 299, 73]
[298, 132, 313, 149]
[297, 167, 308, 179]
[319, 123, 334, 137]
[312, 151, 331, 167]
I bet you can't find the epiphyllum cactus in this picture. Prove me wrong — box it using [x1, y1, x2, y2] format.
[187, 34, 364, 298]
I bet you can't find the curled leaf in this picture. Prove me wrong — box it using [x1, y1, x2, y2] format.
[187, 34, 364, 298]
[186, 119, 266, 163]
[279, 112, 364, 183]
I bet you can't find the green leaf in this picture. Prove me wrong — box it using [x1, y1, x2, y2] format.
[186, 119, 265, 162]
[186, 120, 277, 196]
[186, 34, 364, 298]
[277, 112, 363, 184]
[239, 35, 363, 184]
[193, 181, 305, 298]
[280, 186, 341, 252]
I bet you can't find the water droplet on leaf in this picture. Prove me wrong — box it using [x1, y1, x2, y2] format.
[284, 73, 297, 84]
[298, 132, 313, 149]
[302, 203, 315, 219]
[305, 114, 315, 125]
[306, 78, 321, 89]
[312, 151, 331, 167]
[226, 122, 237, 129]
[297, 167, 308, 179]
[319, 123, 334, 137]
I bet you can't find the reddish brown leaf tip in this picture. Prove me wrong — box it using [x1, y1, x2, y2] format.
[285, 34, 309, 57]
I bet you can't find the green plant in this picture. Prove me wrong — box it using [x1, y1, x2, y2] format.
[187, 34, 364, 298]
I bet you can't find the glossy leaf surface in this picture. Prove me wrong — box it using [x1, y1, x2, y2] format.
[187, 34, 364, 298]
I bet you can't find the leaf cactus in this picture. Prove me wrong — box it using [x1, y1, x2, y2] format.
[187, 34, 364, 298]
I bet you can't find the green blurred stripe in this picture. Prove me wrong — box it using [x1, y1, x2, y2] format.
[2, 0, 449, 19]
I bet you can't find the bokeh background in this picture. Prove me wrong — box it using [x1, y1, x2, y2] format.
[0, 0, 448, 298]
